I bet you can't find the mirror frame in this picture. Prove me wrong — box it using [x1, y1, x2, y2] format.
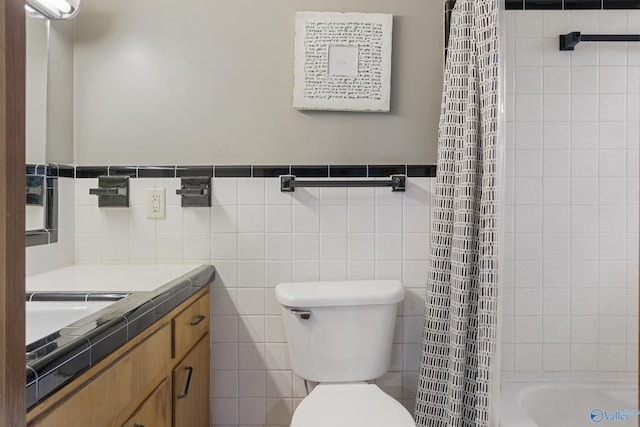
[25, 165, 57, 247]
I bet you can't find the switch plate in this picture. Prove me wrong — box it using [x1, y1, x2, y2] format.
[146, 188, 166, 219]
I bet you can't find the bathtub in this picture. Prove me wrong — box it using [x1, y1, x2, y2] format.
[26, 301, 114, 343]
[500, 381, 639, 427]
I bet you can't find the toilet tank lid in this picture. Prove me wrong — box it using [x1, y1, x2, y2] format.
[275, 280, 404, 307]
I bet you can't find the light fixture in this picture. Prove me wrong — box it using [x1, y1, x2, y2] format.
[25, 0, 80, 20]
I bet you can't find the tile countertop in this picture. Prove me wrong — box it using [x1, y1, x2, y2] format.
[27, 264, 205, 292]
[25, 264, 216, 411]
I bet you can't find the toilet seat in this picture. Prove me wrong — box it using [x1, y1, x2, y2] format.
[290, 383, 416, 427]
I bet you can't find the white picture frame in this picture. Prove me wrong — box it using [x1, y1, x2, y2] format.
[293, 11, 393, 112]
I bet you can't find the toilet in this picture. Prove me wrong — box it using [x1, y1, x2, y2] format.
[275, 280, 416, 427]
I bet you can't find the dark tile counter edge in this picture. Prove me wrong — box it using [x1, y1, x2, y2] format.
[27, 292, 131, 302]
[25, 265, 216, 410]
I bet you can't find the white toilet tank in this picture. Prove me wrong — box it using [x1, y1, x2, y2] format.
[275, 280, 404, 383]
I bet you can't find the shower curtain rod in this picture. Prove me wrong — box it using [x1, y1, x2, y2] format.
[560, 31, 640, 51]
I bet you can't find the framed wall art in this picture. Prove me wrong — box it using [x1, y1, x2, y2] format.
[293, 11, 393, 112]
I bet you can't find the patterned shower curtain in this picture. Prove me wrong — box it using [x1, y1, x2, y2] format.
[414, 0, 500, 426]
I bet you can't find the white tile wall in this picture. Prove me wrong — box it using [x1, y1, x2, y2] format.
[504, 9, 640, 380]
[70, 175, 433, 426]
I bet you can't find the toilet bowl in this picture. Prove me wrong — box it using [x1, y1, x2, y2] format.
[275, 280, 415, 427]
[290, 383, 416, 427]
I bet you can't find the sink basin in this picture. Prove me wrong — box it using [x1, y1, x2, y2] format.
[26, 301, 114, 344]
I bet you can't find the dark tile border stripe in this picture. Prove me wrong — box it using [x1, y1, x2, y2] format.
[564, 0, 603, 8]
[408, 165, 438, 177]
[138, 166, 175, 178]
[70, 165, 438, 178]
[75, 166, 108, 178]
[215, 165, 252, 177]
[252, 166, 290, 177]
[25, 164, 46, 175]
[524, 0, 562, 9]
[603, 0, 640, 7]
[368, 165, 407, 177]
[176, 166, 214, 178]
[57, 165, 75, 178]
[71, 164, 437, 178]
[505, 0, 524, 8]
[507, 0, 640, 8]
[329, 165, 367, 177]
[291, 165, 329, 177]
[108, 166, 138, 178]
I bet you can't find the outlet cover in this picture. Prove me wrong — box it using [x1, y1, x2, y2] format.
[146, 188, 166, 219]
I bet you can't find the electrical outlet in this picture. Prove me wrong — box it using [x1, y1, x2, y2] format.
[146, 188, 166, 219]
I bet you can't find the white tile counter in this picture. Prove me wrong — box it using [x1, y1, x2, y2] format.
[27, 264, 202, 292]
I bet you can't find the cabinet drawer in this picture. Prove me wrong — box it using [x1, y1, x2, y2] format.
[172, 291, 210, 359]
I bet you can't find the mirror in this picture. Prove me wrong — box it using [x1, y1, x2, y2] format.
[25, 16, 49, 234]
[25, 17, 48, 165]
[25, 16, 74, 246]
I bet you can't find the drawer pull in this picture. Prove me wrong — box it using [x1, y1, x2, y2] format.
[133, 424, 145, 427]
[190, 315, 206, 326]
[177, 366, 194, 399]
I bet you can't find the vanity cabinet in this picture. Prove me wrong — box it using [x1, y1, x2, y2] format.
[173, 335, 210, 427]
[26, 288, 210, 427]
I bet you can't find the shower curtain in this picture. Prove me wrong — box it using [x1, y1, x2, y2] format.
[414, 0, 500, 426]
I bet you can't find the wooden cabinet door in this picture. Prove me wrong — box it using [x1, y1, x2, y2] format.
[122, 378, 171, 427]
[173, 334, 210, 427]
[28, 326, 171, 427]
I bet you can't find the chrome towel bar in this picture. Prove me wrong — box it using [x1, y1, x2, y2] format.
[560, 31, 640, 51]
[280, 174, 406, 192]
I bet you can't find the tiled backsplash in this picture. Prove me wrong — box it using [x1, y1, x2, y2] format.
[504, 9, 639, 380]
[26, 165, 434, 426]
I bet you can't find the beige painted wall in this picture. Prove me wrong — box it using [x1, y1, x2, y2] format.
[25, 18, 47, 165]
[73, 0, 443, 165]
[26, 19, 74, 166]
[48, 20, 74, 164]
